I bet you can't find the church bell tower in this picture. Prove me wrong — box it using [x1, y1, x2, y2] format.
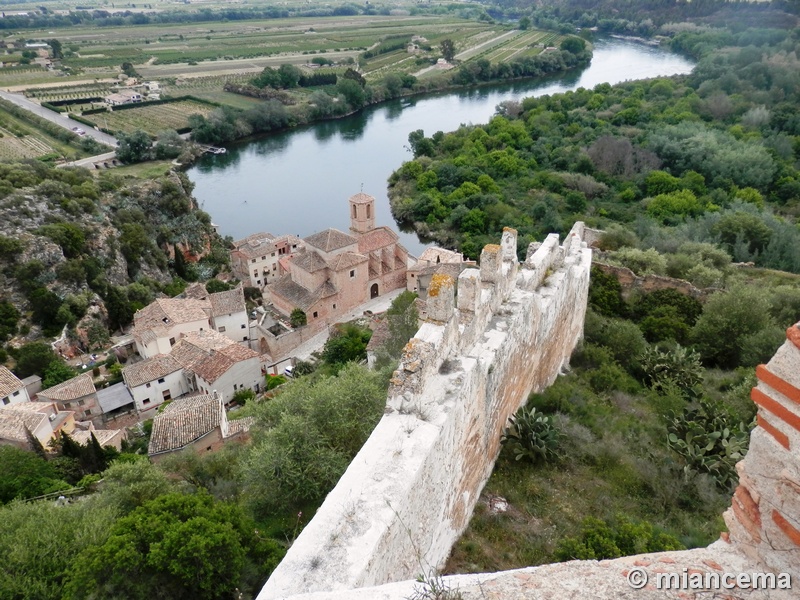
[349, 191, 375, 234]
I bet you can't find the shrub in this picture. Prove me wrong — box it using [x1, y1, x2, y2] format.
[667, 400, 752, 491]
[500, 405, 560, 463]
[588, 269, 626, 318]
[555, 516, 684, 561]
[611, 247, 667, 276]
[290, 308, 307, 328]
[640, 344, 704, 397]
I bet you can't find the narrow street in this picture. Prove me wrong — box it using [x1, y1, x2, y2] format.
[0, 89, 119, 147]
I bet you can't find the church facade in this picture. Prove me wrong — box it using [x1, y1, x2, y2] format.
[266, 192, 410, 327]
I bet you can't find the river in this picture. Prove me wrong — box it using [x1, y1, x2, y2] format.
[187, 37, 695, 256]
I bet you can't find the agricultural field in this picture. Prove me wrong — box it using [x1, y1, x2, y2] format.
[0, 104, 88, 160]
[0, 125, 54, 160]
[81, 99, 215, 136]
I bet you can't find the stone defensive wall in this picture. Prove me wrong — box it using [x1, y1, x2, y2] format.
[260, 315, 800, 600]
[259, 223, 593, 599]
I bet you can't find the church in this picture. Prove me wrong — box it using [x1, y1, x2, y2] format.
[266, 192, 410, 327]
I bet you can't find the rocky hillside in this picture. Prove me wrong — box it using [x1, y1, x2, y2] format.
[0, 161, 229, 353]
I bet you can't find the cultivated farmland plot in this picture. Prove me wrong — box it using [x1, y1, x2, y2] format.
[83, 100, 215, 136]
[0, 127, 54, 160]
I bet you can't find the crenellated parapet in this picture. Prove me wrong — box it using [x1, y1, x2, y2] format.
[258, 223, 592, 600]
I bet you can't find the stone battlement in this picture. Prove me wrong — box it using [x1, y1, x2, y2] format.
[259, 321, 800, 600]
[259, 223, 592, 599]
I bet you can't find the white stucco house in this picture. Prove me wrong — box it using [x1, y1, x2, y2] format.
[0, 366, 30, 406]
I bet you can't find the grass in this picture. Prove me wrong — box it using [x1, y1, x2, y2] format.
[112, 159, 176, 179]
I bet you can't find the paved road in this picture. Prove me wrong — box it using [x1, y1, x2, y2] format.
[0, 89, 118, 147]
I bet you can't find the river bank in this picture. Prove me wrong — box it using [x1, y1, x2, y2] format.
[186, 38, 695, 255]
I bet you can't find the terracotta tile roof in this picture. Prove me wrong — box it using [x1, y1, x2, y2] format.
[133, 298, 210, 333]
[0, 405, 48, 443]
[304, 228, 358, 253]
[349, 192, 375, 205]
[292, 251, 329, 273]
[233, 233, 302, 260]
[70, 429, 122, 447]
[183, 282, 209, 301]
[218, 344, 259, 362]
[39, 373, 96, 402]
[178, 330, 235, 352]
[415, 247, 464, 266]
[148, 393, 222, 454]
[209, 286, 245, 317]
[123, 354, 182, 388]
[269, 274, 318, 311]
[0, 366, 24, 398]
[227, 416, 254, 436]
[328, 251, 368, 272]
[358, 226, 399, 254]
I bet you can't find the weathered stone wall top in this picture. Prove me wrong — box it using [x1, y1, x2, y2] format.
[259, 223, 591, 600]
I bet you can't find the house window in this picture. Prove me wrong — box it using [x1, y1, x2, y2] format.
[234, 384, 238, 390]
[271, 252, 276, 257]
[158, 378, 165, 384]
[261, 256, 266, 260]
[219, 326, 227, 333]
[84, 409, 92, 416]
[243, 336, 248, 341]
[313, 311, 318, 318]
[78, 400, 85, 406]
[143, 399, 151, 405]
[12, 390, 19, 396]
[272, 264, 277, 271]
[292, 245, 297, 249]
[162, 390, 171, 400]
[2, 398, 8, 405]
[352, 205, 357, 218]
[145, 382, 151, 388]
[333, 304, 336, 309]
[241, 324, 246, 329]
[253, 270, 258, 277]
[169, 337, 176, 346]
[366, 204, 371, 218]
[251, 258, 256, 263]
[350, 270, 355, 278]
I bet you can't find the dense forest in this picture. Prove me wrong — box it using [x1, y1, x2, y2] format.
[389, 27, 800, 273]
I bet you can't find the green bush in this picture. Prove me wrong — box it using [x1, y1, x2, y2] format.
[667, 399, 752, 491]
[555, 516, 684, 561]
[640, 344, 704, 397]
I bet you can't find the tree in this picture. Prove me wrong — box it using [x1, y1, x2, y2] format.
[691, 285, 775, 368]
[440, 38, 456, 62]
[560, 37, 586, 55]
[337, 78, 365, 110]
[154, 129, 184, 159]
[290, 308, 307, 328]
[13, 342, 60, 379]
[120, 61, 139, 78]
[0, 446, 67, 503]
[42, 360, 76, 389]
[277, 63, 302, 89]
[67, 492, 248, 600]
[321, 323, 372, 367]
[47, 38, 62, 59]
[116, 129, 152, 164]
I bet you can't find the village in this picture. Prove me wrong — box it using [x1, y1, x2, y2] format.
[0, 190, 471, 465]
